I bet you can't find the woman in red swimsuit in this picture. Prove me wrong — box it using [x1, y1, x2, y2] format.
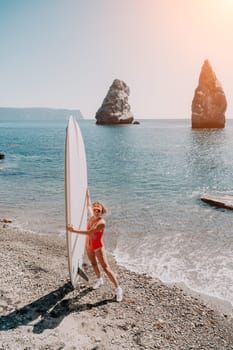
[67, 190, 123, 302]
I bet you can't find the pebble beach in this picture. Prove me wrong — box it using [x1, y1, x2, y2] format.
[0, 223, 233, 350]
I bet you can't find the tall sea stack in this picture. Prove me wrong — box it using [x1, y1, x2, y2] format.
[191, 60, 227, 128]
[95, 79, 134, 125]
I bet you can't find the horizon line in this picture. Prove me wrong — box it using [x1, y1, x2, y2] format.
[0, 106, 232, 120]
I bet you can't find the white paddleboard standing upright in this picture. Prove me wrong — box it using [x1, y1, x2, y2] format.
[65, 116, 88, 287]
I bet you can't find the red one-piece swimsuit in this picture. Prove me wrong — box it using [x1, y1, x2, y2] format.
[86, 218, 104, 252]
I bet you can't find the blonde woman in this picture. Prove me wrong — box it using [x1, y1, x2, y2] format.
[67, 190, 123, 302]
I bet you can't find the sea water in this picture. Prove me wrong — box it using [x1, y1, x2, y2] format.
[1, 118, 233, 308]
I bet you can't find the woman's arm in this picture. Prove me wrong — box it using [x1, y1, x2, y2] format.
[86, 189, 93, 217]
[67, 222, 105, 235]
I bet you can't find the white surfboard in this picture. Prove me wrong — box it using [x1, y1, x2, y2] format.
[65, 116, 88, 287]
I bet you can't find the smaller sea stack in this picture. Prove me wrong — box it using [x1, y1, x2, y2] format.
[191, 60, 227, 128]
[95, 79, 134, 125]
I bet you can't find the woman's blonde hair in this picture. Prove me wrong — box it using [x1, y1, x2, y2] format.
[92, 201, 108, 215]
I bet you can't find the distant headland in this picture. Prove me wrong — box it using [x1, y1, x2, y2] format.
[0, 107, 83, 120]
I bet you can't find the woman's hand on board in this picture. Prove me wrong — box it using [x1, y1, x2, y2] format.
[67, 224, 75, 232]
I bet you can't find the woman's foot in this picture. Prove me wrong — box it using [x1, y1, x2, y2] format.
[116, 286, 123, 302]
[92, 277, 104, 290]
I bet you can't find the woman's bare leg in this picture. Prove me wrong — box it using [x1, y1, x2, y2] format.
[95, 248, 119, 288]
[86, 249, 101, 278]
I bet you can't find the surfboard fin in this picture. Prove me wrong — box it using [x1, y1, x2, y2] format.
[78, 267, 89, 281]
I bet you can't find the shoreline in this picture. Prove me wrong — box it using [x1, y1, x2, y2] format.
[169, 281, 233, 317]
[1, 224, 233, 349]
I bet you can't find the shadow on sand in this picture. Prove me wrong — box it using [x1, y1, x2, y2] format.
[0, 282, 116, 334]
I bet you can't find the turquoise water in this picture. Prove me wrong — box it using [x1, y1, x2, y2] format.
[1, 118, 233, 307]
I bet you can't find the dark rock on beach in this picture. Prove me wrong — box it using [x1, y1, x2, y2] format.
[95, 79, 134, 125]
[0, 218, 12, 223]
[191, 60, 227, 128]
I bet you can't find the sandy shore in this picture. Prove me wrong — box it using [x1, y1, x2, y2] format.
[0, 224, 233, 350]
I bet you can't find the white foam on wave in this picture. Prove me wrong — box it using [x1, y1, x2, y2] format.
[113, 232, 233, 310]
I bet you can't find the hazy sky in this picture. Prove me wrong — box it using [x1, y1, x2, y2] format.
[1, 0, 233, 119]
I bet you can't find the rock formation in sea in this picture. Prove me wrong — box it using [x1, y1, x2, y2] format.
[191, 60, 227, 128]
[95, 79, 134, 125]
